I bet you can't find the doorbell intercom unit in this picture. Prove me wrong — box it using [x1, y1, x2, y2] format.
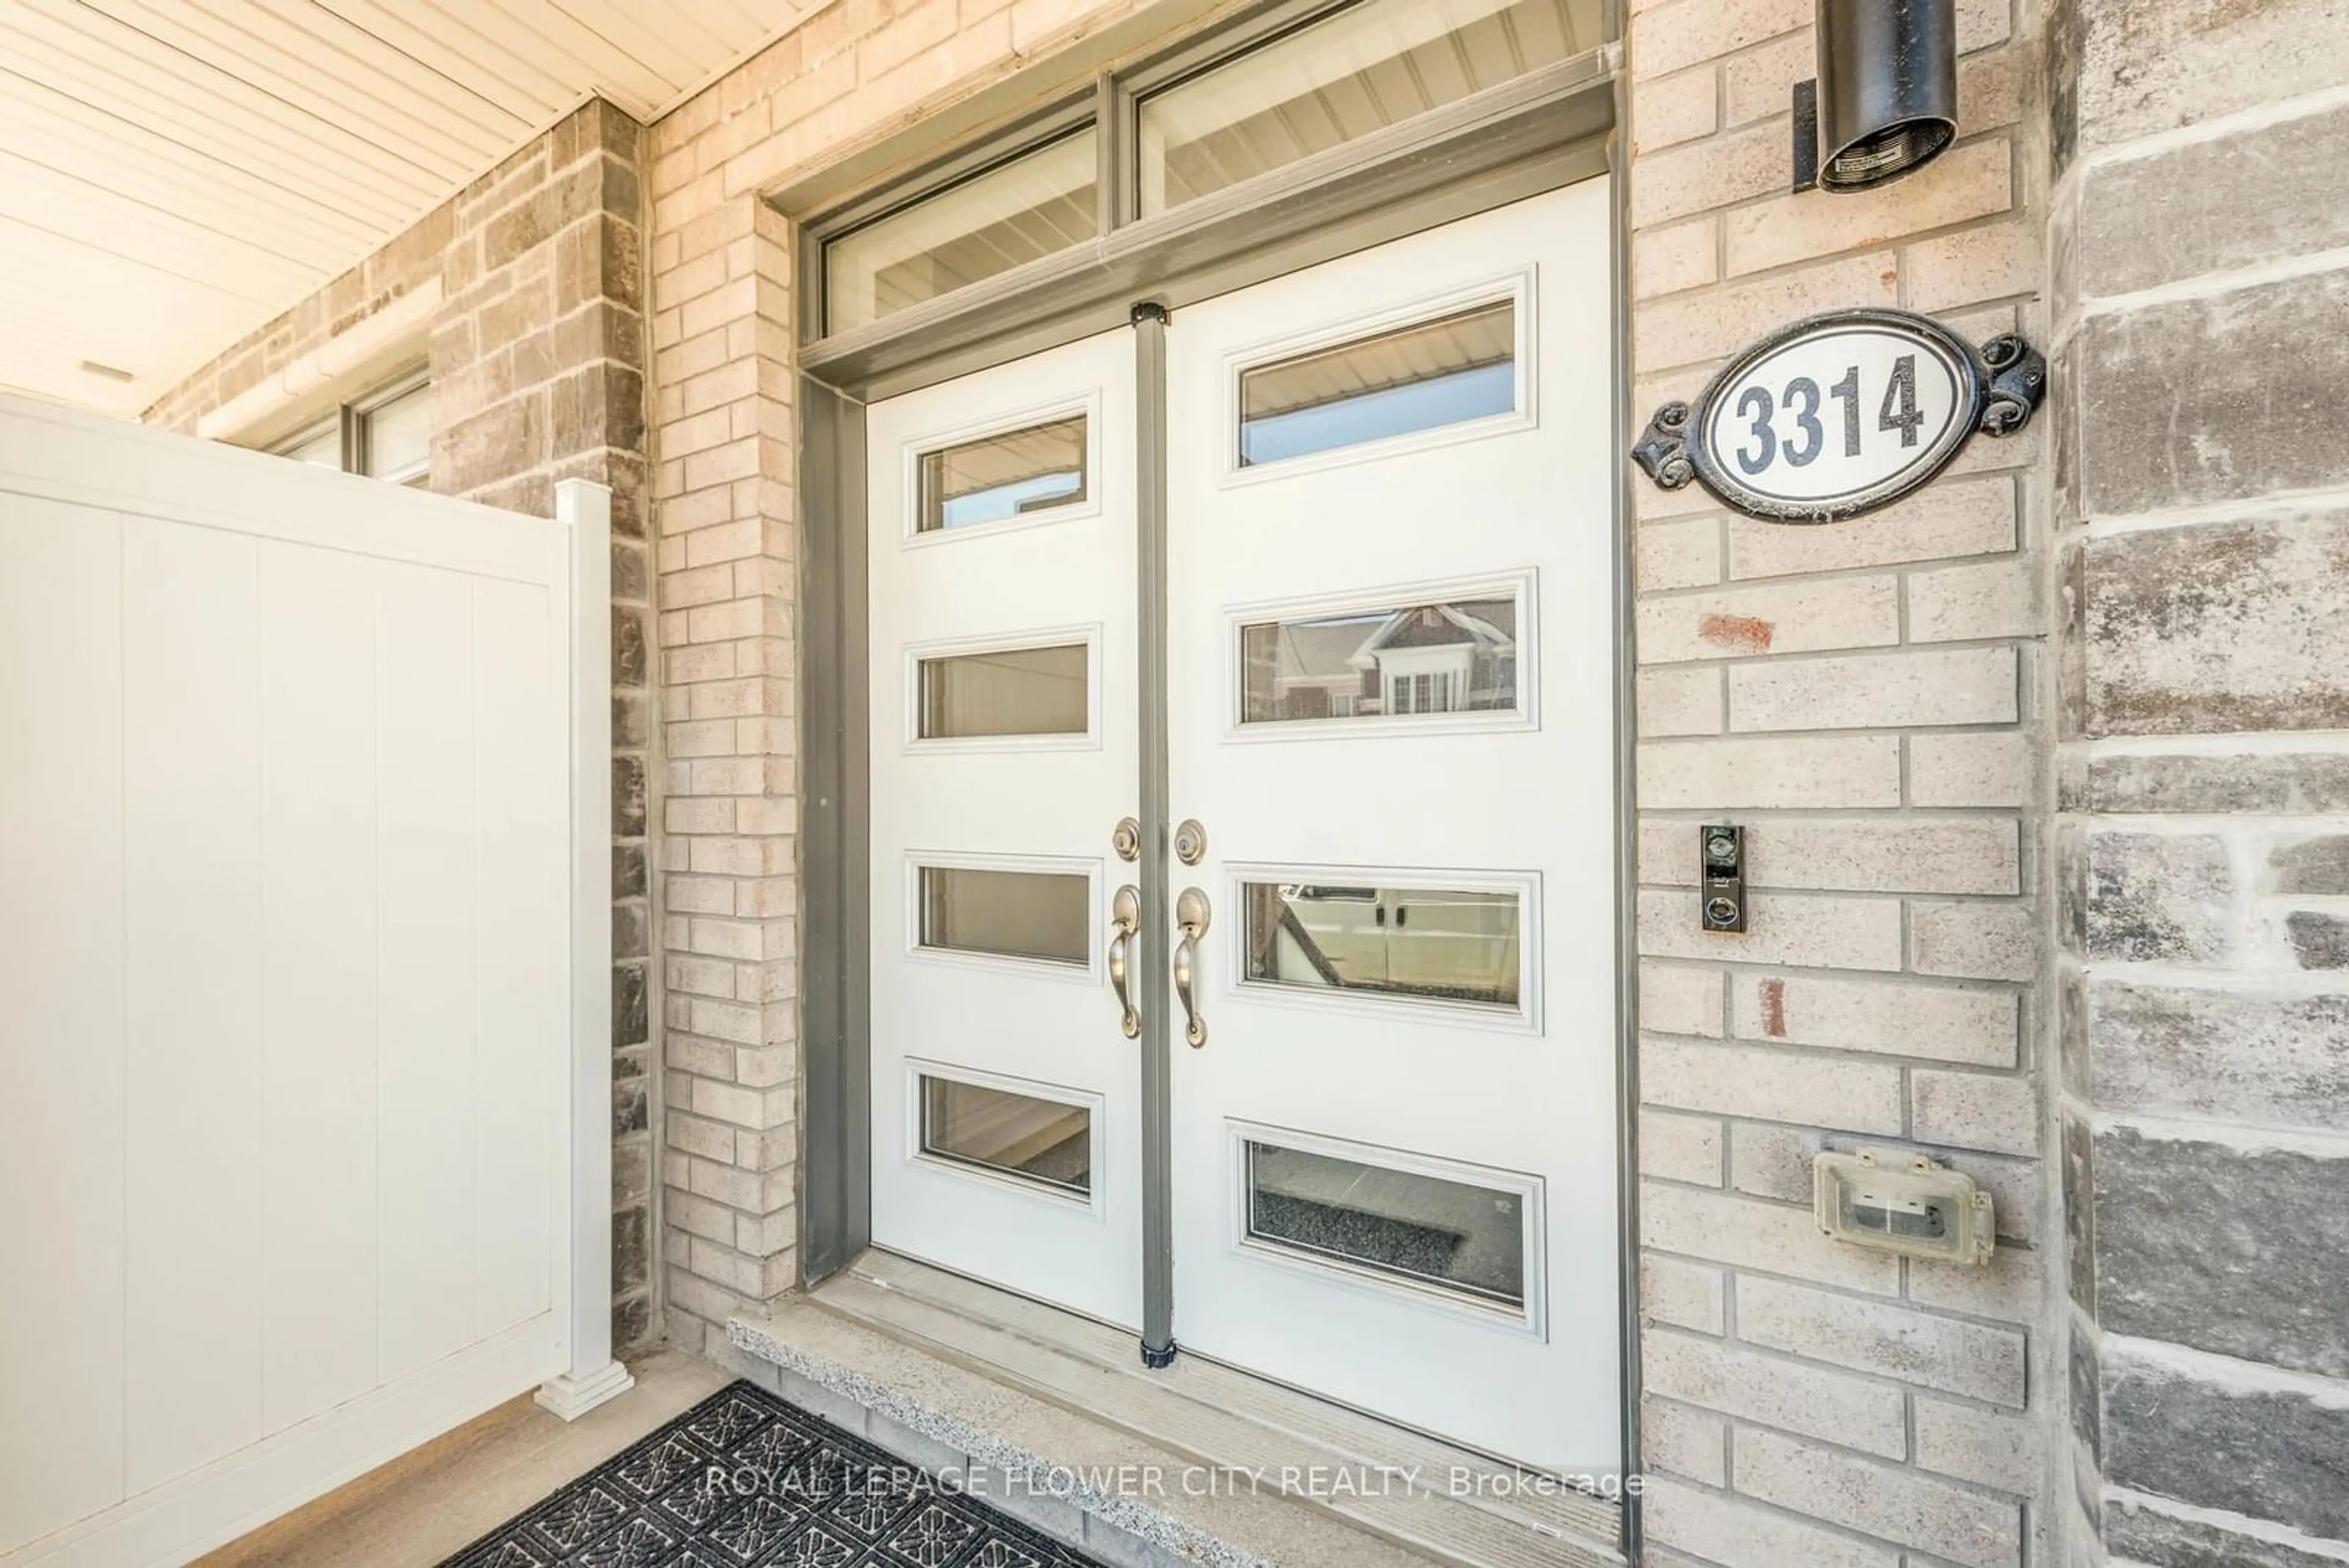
[1701, 823, 1745, 933]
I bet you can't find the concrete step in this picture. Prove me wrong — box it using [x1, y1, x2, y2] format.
[720, 1254, 1623, 1568]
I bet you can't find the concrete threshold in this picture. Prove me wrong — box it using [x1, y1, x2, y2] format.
[723, 1251, 1622, 1568]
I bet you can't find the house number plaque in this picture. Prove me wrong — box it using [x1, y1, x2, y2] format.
[1631, 308, 2046, 524]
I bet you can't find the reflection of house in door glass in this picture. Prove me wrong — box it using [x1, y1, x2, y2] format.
[1241, 597, 1518, 723]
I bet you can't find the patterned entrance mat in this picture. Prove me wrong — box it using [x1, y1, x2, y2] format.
[440, 1380, 1104, 1568]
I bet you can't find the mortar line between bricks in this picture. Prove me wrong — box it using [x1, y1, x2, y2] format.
[2068, 80, 2349, 177]
[1657, 1431, 2026, 1564]
[2085, 1109, 2349, 1159]
[2060, 955, 2349, 995]
[1641, 962, 2030, 997]
[1665, 1253, 2044, 1352]
[1641, 602, 2038, 640]
[2099, 1487, 2349, 1564]
[1644, 642, 2031, 672]
[2072, 483, 2349, 541]
[1672, 724, 2022, 744]
[1642, 1037, 2030, 1074]
[1641, 727, 2025, 746]
[1634, 111, 2013, 231]
[1709, 190, 2030, 297]
[1637, 808, 2030, 822]
[1646, 1322, 2036, 1434]
[1642, 883, 2022, 905]
[2101, 1332, 2349, 1403]
[2071, 730, 2349, 757]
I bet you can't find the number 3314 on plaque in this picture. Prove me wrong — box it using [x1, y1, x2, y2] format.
[1630, 308, 2047, 524]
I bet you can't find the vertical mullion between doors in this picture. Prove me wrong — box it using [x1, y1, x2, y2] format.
[1132, 302, 1177, 1365]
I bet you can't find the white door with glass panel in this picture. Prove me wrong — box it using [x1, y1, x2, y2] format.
[866, 329, 1141, 1328]
[1165, 182, 1619, 1473]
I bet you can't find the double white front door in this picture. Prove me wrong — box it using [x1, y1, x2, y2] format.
[865, 181, 1618, 1473]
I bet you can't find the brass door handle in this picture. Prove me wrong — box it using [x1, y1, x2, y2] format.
[1174, 887, 1211, 1049]
[1108, 884, 1140, 1038]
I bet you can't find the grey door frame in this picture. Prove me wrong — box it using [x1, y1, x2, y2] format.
[774, 1, 1639, 1536]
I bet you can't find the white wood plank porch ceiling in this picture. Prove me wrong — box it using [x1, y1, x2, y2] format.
[0, 0, 810, 416]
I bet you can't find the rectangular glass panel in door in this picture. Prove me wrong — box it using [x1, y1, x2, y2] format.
[918, 866, 1088, 965]
[1239, 591, 1520, 722]
[1239, 300, 1515, 466]
[1245, 1139, 1527, 1308]
[1137, 0, 1605, 216]
[827, 132, 1099, 333]
[1242, 882, 1521, 1006]
[919, 643, 1088, 738]
[918, 414, 1088, 531]
[922, 1076, 1091, 1195]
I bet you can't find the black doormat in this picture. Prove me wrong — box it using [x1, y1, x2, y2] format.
[440, 1380, 1105, 1568]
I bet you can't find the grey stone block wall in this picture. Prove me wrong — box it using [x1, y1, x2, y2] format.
[2051, 2, 2349, 1563]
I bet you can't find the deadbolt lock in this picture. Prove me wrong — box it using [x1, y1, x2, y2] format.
[1111, 817, 1141, 863]
[1173, 819, 1207, 866]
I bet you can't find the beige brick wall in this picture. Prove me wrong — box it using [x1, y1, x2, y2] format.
[1627, 2, 2055, 1565]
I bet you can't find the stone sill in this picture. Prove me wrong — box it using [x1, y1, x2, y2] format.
[722, 1252, 1621, 1568]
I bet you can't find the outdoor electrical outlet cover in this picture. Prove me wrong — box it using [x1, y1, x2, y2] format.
[1813, 1147, 1994, 1266]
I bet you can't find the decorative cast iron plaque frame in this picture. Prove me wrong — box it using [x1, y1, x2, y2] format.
[1631, 307, 2046, 524]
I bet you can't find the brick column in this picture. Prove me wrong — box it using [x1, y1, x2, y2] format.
[645, 167, 800, 1355]
[2050, 2, 2349, 1562]
[431, 98, 659, 1349]
[1625, 3, 2054, 1565]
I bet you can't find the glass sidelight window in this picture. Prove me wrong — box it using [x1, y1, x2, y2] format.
[1238, 299, 1516, 466]
[1242, 880, 1522, 1006]
[1242, 1133, 1532, 1309]
[919, 865, 1090, 966]
[921, 1074, 1093, 1195]
[1137, 0, 1603, 217]
[917, 412, 1089, 532]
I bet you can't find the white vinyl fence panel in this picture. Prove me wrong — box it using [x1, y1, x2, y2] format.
[0, 394, 617, 1567]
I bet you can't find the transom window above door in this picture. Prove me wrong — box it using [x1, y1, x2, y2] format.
[826, 132, 1101, 333]
[1135, 0, 1600, 215]
[809, 0, 1606, 338]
